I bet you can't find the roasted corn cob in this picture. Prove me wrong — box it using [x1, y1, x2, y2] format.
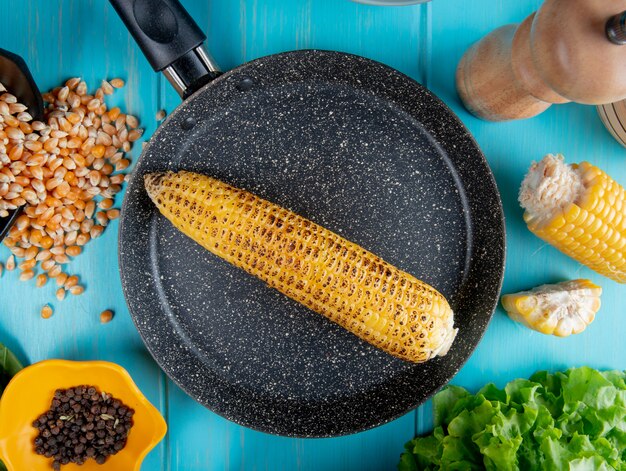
[144, 171, 457, 363]
[520, 154, 626, 283]
[501, 279, 602, 337]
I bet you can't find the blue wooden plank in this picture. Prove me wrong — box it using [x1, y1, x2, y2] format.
[427, 0, 626, 434]
[0, 1, 165, 469]
[166, 388, 414, 471]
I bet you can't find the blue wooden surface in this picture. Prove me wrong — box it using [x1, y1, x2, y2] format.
[0, 0, 624, 470]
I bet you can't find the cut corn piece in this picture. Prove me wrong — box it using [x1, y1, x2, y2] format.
[144, 171, 458, 364]
[520, 154, 626, 283]
[501, 279, 601, 337]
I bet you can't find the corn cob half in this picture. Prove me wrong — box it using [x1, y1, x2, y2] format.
[501, 279, 602, 337]
[520, 154, 626, 283]
[144, 171, 457, 364]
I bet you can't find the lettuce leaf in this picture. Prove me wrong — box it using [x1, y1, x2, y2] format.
[398, 367, 626, 471]
[0, 342, 22, 396]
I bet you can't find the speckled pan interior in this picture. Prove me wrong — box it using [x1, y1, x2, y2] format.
[118, 50, 505, 437]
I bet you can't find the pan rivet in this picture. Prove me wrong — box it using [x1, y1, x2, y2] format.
[237, 77, 255, 91]
[181, 117, 196, 131]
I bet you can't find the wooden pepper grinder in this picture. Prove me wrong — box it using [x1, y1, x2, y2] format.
[456, 0, 626, 121]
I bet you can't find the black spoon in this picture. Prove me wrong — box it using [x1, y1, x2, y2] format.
[0, 48, 44, 242]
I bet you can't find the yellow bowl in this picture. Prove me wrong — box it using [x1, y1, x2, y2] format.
[0, 360, 166, 471]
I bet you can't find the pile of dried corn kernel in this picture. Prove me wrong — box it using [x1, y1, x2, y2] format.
[0, 77, 142, 314]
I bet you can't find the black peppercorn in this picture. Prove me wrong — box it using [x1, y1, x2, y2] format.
[33, 385, 134, 469]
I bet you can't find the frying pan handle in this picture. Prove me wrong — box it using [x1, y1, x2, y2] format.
[109, 0, 221, 98]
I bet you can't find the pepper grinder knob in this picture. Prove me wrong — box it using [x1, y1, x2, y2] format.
[607, 11, 626, 45]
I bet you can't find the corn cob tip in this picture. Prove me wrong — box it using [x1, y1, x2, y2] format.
[144, 172, 169, 198]
[433, 326, 458, 357]
[519, 154, 583, 221]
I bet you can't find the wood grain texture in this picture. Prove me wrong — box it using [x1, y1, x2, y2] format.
[1, 0, 624, 470]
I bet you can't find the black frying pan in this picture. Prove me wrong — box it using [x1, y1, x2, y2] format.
[111, 0, 505, 437]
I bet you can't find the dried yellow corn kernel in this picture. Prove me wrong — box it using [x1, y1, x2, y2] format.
[100, 310, 114, 324]
[0, 77, 141, 306]
[144, 171, 458, 363]
[501, 279, 601, 337]
[41, 304, 53, 319]
[520, 154, 626, 283]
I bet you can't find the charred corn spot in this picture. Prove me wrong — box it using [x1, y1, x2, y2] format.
[520, 155, 626, 283]
[144, 171, 458, 364]
[502, 279, 601, 337]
